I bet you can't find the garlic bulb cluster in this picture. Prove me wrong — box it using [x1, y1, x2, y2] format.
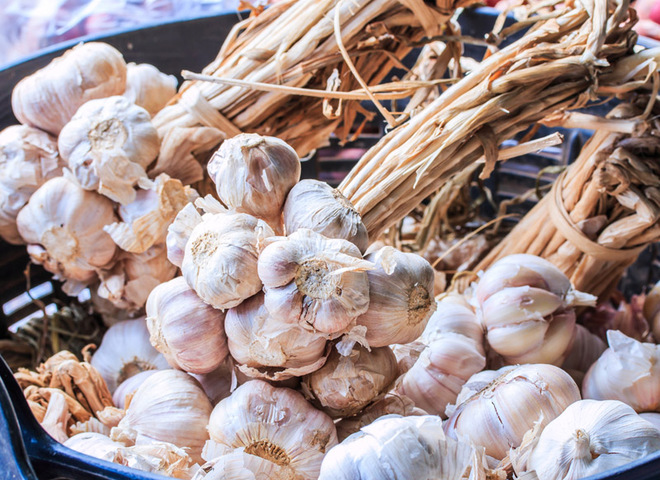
[123, 63, 177, 116]
[582, 330, 660, 412]
[0, 125, 64, 244]
[11, 42, 127, 136]
[58, 95, 159, 205]
[146, 276, 229, 374]
[476, 254, 596, 365]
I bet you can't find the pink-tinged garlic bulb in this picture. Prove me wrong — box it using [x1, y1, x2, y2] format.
[189, 359, 235, 406]
[146, 276, 229, 374]
[582, 330, 660, 412]
[113, 370, 158, 409]
[225, 292, 328, 381]
[11, 42, 127, 136]
[421, 293, 485, 346]
[356, 246, 436, 347]
[258, 228, 371, 335]
[561, 324, 607, 386]
[476, 254, 596, 366]
[16, 176, 118, 294]
[0, 125, 63, 244]
[206, 380, 337, 480]
[207, 133, 301, 232]
[123, 63, 177, 116]
[182, 210, 274, 309]
[283, 179, 368, 253]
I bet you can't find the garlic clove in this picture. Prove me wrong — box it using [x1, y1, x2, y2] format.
[113, 370, 158, 409]
[166, 202, 203, 268]
[123, 63, 177, 116]
[421, 293, 485, 348]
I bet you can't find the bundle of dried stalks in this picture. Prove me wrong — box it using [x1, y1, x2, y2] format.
[339, 0, 646, 239]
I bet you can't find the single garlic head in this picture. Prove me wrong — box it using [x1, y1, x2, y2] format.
[444, 363, 581, 460]
[0, 125, 64, 244]
[11, 42, 127, 135]
[258, 228, 371, 334]
[182, 211, 274, 309]
[123, 63, 177, 116]
[225, 292, 328, 381]
[582, 330, 660, 412]
[644, 280, 660, 343]
[207, 379, 337, 479]
[189, 359, 235, 406]
[16, 176, 118, 294]
[283, 179, 368, 253]
[356, 246, 436, 347]
[207, 133, 301, 232]
[146, 276, 229, 374]
[561, 324, 607, 386]
[113, 370, 158, 409]
[58, 96, 159, 205]
[91, 318, 170, 393]
[301, 344, 398, 419]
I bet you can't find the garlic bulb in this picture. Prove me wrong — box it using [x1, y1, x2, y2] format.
[16, 176, 118, 294]
[644, 280, 660, 343]
[421, 293, 485, 346]
[113, 370, 158, 409]
[258, 228, 371, 334]
[225, 292, 328, 381]
[640, 412, 660, 431]
[582, 330, 660, 412]
[207, 379, 337, 479]
[561, 324, 607, 385]
[301, 344, 398, 419]
[189, 359, 235, 405]
[182, 210, 274, 309]
[146, 276, 229, 374]
[523, 400, 660, 480]
[207, 133, 301, 232]
[91, 318, 170, 393]
[391, 341, 425, 375]
[58, 96, 159, 205]
[194, 449, 293, 480]
[283, 179, 368, 253]
[123, 63, 177, 116]
[444, 363, 581, 460]
[111, 369, 212, 463]
[11, 42, 127, 135]
[355, 246, 436, 347]
[166, 202, 203, 268]
[0, 125, 63, 244]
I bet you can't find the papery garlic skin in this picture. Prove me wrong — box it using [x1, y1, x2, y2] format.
[258, 228, 371, 334]
[16, 176, 118, 294]
[166, 202, 203, 268]
[194, 449, 291, 480]
[283, 179, 368, 253]
[11, 42, 127, 136]
[123, 63, 177, 116]
[0, 125, 63, 244]
[146, 276, 229, 374]
[582, 330, 660, 412]
[113, 370, 158, 409]
[444, 363, 581, 460]
[65, 432, 124, 462]
[207, 379, 337, 480]
[526, 400, 660, 480]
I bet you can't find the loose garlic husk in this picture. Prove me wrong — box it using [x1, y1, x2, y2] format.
[444, 363, 581, 460]
[258, 228, 371, 335]
[146, 276, 229, 374]
[182, 210, 274, 309]
[16, 176, 118, 294]
[58, 96, 159, 205]
[207, 133, 301, 232]
[225, 292, 328, 381]
[0, 125, 63, 244]
[582, 330, 660, 412]
[111, 369, 212, 463]
[167, 202, 203, 268]
[65, 432, 125, 462]
[206, 379, 337, 479]
[113, 370, 157, 409]
[11, 42, 127, 136]
[355, 246, 436, 347]
[194, 449, 292, 480]
[561, 324, 607, 386]
[283, 179, 368, 253]
[301, 344, 398, 419]
[91, 318, 170, 393]
[123, 63, 177, 116]
[644, 280, 660, 343]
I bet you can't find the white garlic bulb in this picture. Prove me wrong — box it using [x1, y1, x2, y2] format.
[91, 318, 170, 393]
[113, 370, 157, 409]
[355, 246, 436, 347]
[225, 292, 328, 381]
[58, 96, 159, 205]
[11, 42, 127, 136]
[561, 324, 607, 386]
[189, 358, 235, 405]
[146, 276, 229, 374]
[444, 363, 581, 459]
[207, 379, 337, 479]
[283, 179, 368, 253]
[182, 210, 274, 309]
[582, 330, 660, 412]
[0, 125, 63, 244]
[16, 176, 118, 295]
[207, 133, 301, 232]
[421, 293, 485, 346]
[166, 202, 203, 268]
[640, 412, 660, 431]
[123, 63, 177, 116]
[258, 228, 371, 335]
